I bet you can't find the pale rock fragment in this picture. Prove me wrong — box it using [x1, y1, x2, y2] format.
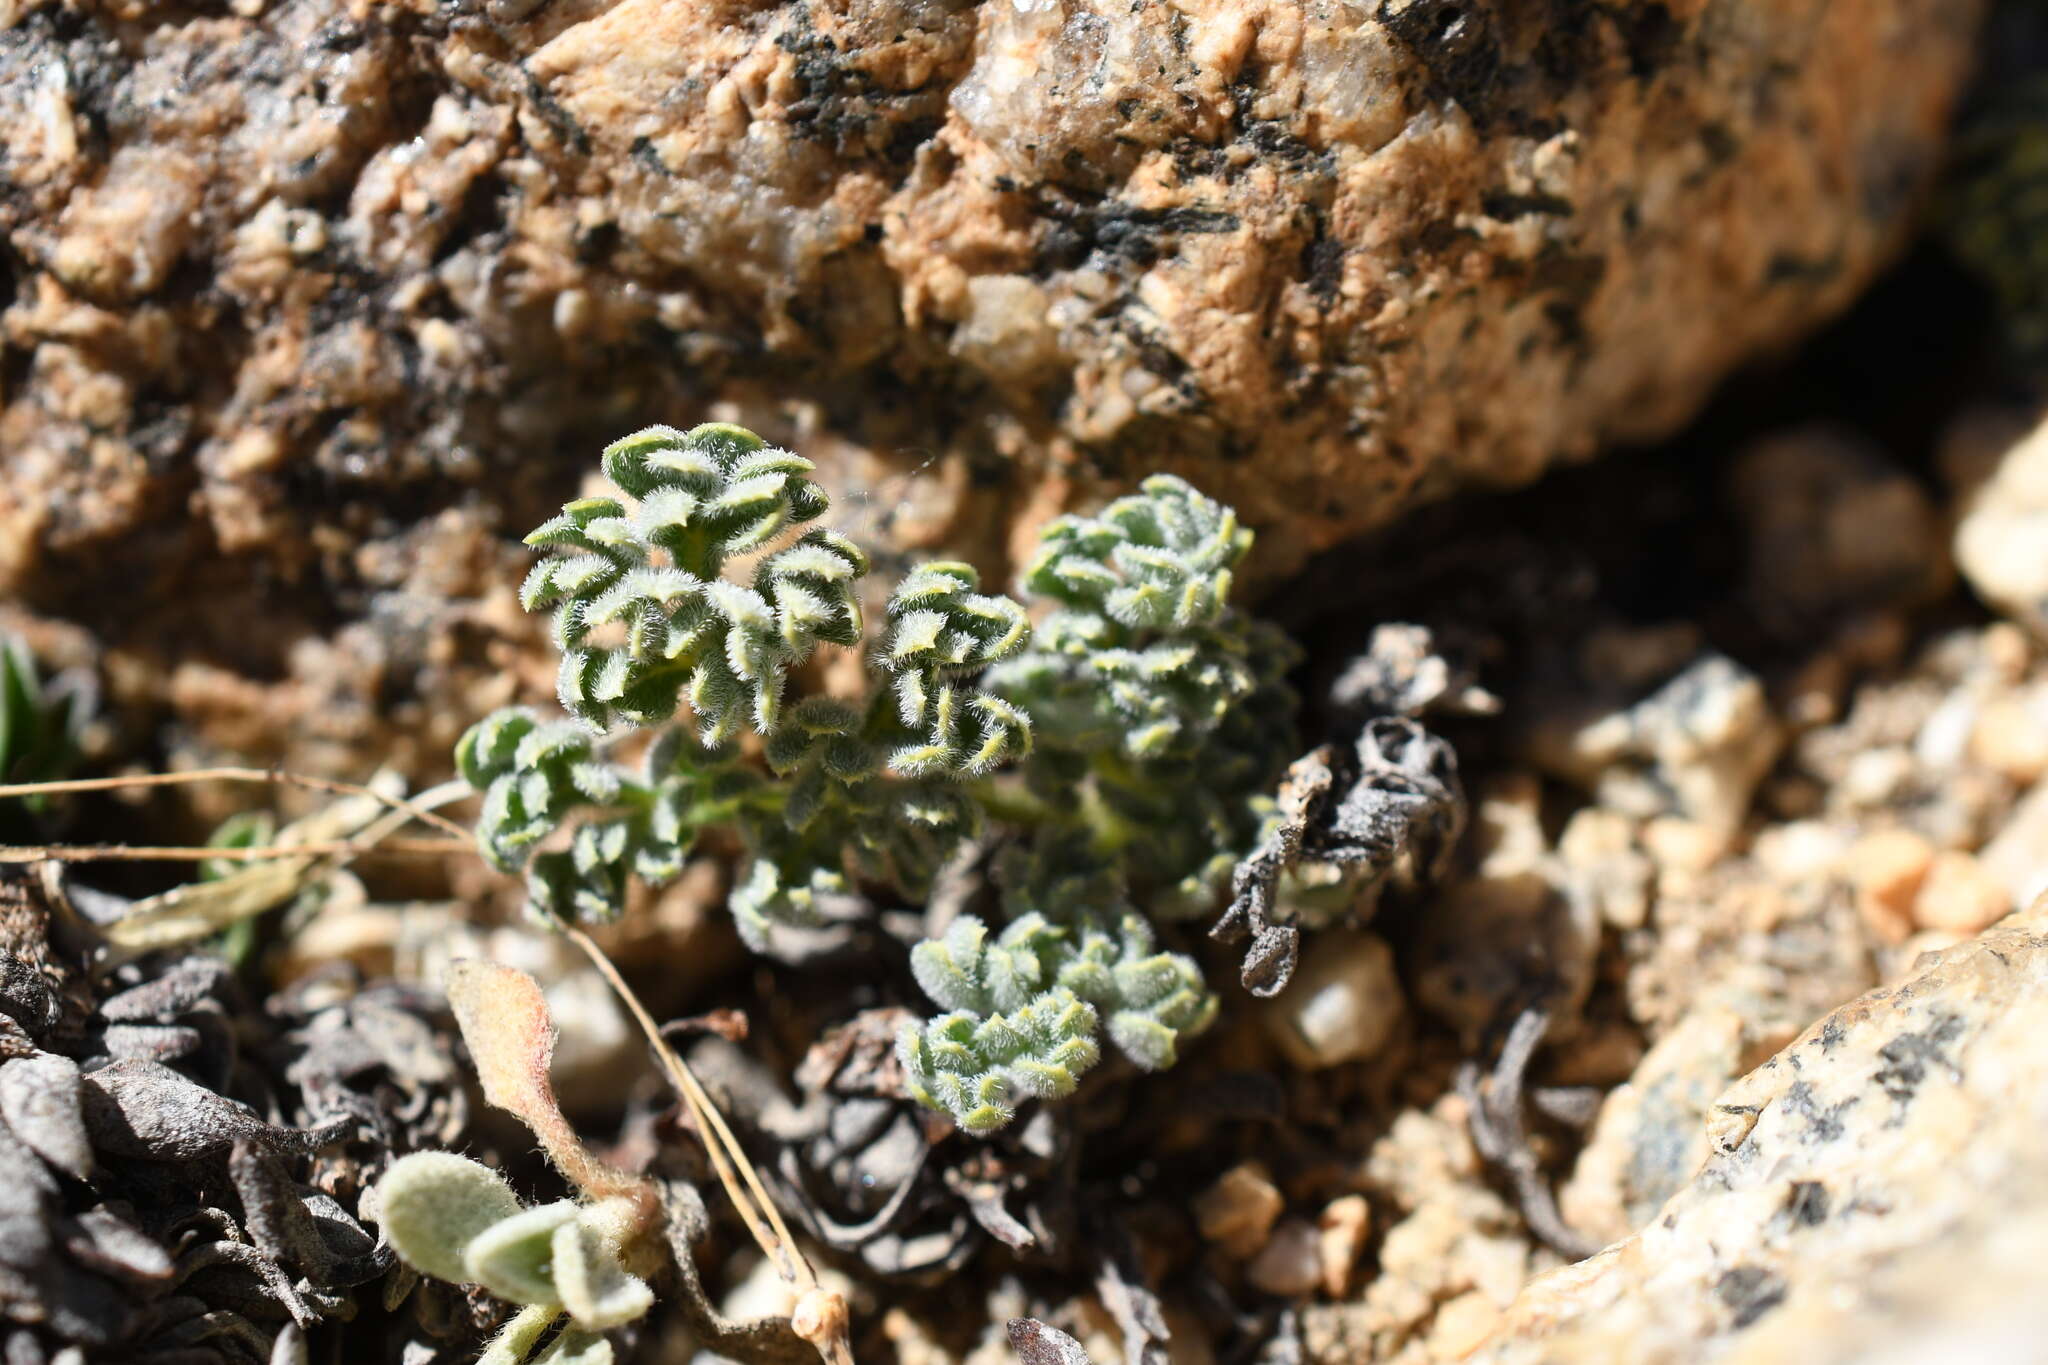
[1470, 903, 2048, 1365]
[1193, 1163, 1285, 1261]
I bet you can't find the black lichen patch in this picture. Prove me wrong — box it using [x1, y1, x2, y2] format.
[1716, 1265, 1788, 1329]
[1378, 0, 1506, 128]
[1481, 189, 1576, 221]
[1782, 1180, 1831, 1228]
[772, 6, 964, 170]
[1533, 0, 1680, 86]
[1874, 1011, 1966, 1109]
[1301, 228, 1347, 305]
[1781, 1079, 1854, 1144]
[1031, 196, 1241, 274]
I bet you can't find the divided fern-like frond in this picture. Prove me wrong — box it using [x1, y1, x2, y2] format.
[986, 475, 1300, 912]
[882, 562, 1032, 777]
[897, 909, 1216, 1131]
[524, 423, 867, 733]
[457, 706, 761, 926]
[989, 474, 1288, 770]
[1021, 474, 1249, 629]
[897, 986, 1101, 1135]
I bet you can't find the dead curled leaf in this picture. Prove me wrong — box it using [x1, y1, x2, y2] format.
[78, 1059, 349, 1161]
[445, 960, 652, 1211]
[0, 1053, 92, 1180]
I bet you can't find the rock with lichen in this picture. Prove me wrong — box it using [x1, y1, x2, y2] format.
[0, 0, 1987, 783]
[1468, 899, 2048, 1365]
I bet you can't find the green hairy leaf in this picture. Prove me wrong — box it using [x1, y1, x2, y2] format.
[374, 1153, 653, 1361]
[377, 1151, 524, 1286]
[523, 423, 865, 734]
[898, 910, 1215, 1130]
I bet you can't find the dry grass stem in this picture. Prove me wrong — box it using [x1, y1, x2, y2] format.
[551, 914, 856, 1365]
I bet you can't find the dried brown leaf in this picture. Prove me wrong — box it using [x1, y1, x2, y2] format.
[445, 960, 647, 1206]
[62, 1207, 173, 1283]
[78, 1059, 347, 1161]
[0, 1054, 91, 1180]
[1009, 1319, 1096, 1365]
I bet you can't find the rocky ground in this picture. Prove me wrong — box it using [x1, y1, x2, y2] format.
[6, 2, 2048, 1364]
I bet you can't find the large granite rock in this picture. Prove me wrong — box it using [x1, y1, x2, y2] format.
[0, 0, 1985, 776]
[1469, 898, 2048, 1365]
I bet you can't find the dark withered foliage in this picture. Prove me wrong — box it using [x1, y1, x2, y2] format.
[1009, 1318, 1096, 1365]
[0, 872, 468, 1365]
[682, 1005, 1112, 1287]
[1208, 623, 1481, 998]
[1214, 718, 1466, 997]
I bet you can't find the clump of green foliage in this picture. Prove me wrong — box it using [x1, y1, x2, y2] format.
[984, 473, 1301, 913]
[0, 635, 90, 841]
[459, 424, 1297, 1133]
[898, 910, 1214, 1134]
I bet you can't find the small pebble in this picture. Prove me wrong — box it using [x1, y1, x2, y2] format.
[1970, 693, 2048, 785]
[1641, 817, 1725, 875]
[1751, 819, 1849, 885]
[1913, 849, 2012, 934]
[1245, 1218, 1323, 1297]
[1193, 1164, 1284, 1261]
[1316, 1196, 1371, 1298]
[1848, 827, 1935, 945]
[1558, 808, 1652, 930]
[1954, 418, 2048, 636]
[1983, 621, 2033, 682]
[1262, 931, 1404, 1070]
[1976, 779, 2048, 911]
[1841, 748, 1917, 808]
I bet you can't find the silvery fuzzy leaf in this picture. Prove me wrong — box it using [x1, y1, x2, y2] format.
[96, 957, 232, 1022]
[463, 1201, 578, 1306]
[375, 1152, 525, 1286]
[94, 1023, 205, 1066]
[0, 1054, 91, 1180]
[166, 1239, 318, 1328]
[282, 990, 457, 1094]
[37, 1259, 129, 1347]
[534, 1328, 614, 1365]
[0, 1114, 55, 1271]
[0, 959, 56, 1037]
[550, 1212, 651, 1330]
[299, 1191, 389, 1287]
[61, 1207, 171, 1284]
[230, 1140, 337, 1280]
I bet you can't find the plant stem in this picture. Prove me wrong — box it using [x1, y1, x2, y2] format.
[548, 912, 855, 1365]
[0, 836, 473, 864]
[0, 768, 476, 840]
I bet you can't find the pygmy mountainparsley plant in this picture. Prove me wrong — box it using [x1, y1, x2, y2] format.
[457, 423, 1298, 1133]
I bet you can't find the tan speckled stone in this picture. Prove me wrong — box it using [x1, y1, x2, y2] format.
[0, 0, 1987, 776]
[1469, 900, 2048, 1365]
